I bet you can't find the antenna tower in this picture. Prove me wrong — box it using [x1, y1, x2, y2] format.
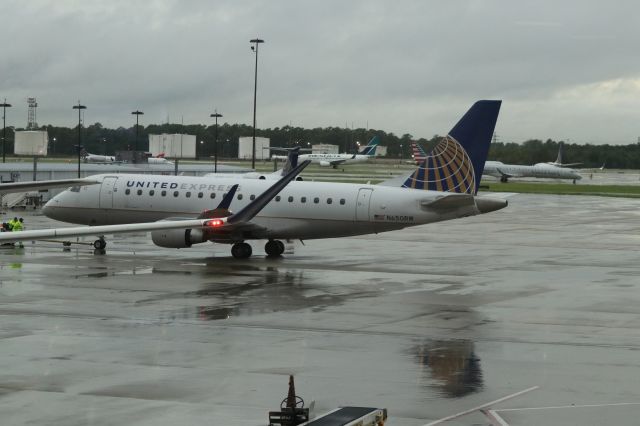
[27, 97, 38, 129]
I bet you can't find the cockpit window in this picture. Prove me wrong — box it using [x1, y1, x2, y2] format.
[69, 186, 81, 193]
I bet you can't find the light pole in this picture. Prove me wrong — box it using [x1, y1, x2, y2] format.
[1, 100, 11, 163]
[72, 102, 86, 178]
[210, 110, 223, 173]
[250, 37, 264, 169]
[52, 137, 57, 155]
[131, 110, 144, 153]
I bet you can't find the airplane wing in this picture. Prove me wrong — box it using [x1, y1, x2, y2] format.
[0, 161, 311, 244]
[495, 168, 523, 179]
[329, 159, 348, 166]
[0, 178, 100, 194]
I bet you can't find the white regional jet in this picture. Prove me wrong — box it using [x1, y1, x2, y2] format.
[483, 161, 582, 183]
[0, 101, 508, 258]
[274, 136, 379, 168]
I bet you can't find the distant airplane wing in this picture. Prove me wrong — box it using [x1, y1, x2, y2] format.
[0, 161, 311, 244]
[329, 159, 348, 166]
[495, 168, 522, 179]
[0, 178, 100, 194]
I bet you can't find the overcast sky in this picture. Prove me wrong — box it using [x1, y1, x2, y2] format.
[1, 0, 639, 144]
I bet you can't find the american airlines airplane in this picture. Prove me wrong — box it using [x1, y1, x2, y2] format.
[0, 101, 508, 258]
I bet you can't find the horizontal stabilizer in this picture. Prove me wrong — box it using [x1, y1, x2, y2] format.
[420, 193, 475, 212]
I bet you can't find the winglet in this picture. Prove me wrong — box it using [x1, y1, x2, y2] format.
[227, 160, 311, 224]
[198, 184, 239, 219]
[281, 147, 301, 175]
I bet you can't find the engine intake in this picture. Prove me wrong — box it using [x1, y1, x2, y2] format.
[151, 228, 206, 248]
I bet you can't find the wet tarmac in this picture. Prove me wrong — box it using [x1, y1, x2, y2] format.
[1, 194, 640, 425]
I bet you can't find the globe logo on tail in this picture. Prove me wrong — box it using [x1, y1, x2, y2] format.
[402, 135, 476, 194]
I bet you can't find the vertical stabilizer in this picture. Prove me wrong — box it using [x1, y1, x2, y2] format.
[402, 100, 501, 195]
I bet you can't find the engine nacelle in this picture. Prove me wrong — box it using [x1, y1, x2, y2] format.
[319, 161, 331, 167]
[151, 228, 207, 248]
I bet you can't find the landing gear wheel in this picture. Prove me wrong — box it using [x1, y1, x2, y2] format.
[93, 238, 106, 250]
[265, 239, 285, 257]
[231, 242, 252, 259]
[500, 175, 508, 183]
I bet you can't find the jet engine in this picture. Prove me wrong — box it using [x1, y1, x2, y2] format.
[151, 228, 207, 248]
[319, 161, 331, 167]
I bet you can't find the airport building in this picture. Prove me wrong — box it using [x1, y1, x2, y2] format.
[13, 130, 49, 156]
[238, 136, 270, 160]
[311, 143, 339, 154]
[148, 134, 197, 158]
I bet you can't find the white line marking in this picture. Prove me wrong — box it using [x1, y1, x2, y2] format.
[423, 386, 539, 426]
[483, 409, 510, 426]
[497, 402, 640, 412]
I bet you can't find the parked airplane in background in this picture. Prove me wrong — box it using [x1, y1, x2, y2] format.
[410, 140, 428, 164]
[1, 101, 508, 258]
[546, 142, 581, 167]
[483, 161, 582, 183]
[273, 136, 380, 168]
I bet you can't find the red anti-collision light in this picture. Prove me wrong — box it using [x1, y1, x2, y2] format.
[204, 219, 224, 227]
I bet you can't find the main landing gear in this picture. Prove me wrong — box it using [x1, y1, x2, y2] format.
[264, 239, 285, 257]
[230, 240, 285, 259]
[231, 242, 252, 259]
[93, 237, 106, 250]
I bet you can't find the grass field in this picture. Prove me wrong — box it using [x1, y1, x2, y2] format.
[480, 181, 640, 198]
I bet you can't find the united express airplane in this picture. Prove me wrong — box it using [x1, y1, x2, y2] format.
[0, 101, 508, 258]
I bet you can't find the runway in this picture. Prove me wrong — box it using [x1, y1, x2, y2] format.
[1, 193, 640, 425]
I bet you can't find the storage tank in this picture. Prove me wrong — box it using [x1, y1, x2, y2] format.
[14, 130, 48, 156]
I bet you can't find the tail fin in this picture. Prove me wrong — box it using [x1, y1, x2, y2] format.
[555, 142, 564, 165]
[410, 141, 427, 163]
[280, 147, 300, 176]
[402, 100, 501, 195]
[359, 136, 380, 156]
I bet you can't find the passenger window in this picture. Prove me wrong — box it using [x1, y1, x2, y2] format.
[301, 197, 306, 203]
[173, 191, 179, 197]
[276, 196, 281, 202]
[327, 198, 333, 204]
[210, 193, 216, 199]
[125, 189, 131, 195]
[137, 189, 143, 195]
[149, 190, 155, 196]
[198, 192, 203, 198]
[314, 197, 319, 204]
[161, 190, 167, 197]
[186, 192, 191, 198]
[237, 194, 243, 200]
[288, 196, 294, 202]
[340, 198, 345, 205]
[250, 194, 256, 200]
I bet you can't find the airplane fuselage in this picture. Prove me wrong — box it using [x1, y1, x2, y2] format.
[43, 173, 482, 241]
[484, 161, 582, 181]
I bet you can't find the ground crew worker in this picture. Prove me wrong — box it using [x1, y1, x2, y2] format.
[12, 218, 23, 232]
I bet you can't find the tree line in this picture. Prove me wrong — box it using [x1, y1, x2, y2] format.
[3, 122, 639, 168]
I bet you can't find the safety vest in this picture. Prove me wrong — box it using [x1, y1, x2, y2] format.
[12, 221, 23, 232]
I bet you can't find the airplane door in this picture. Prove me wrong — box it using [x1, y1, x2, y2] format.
[356, 188, 372, 221]
[99, 177, 118, 209]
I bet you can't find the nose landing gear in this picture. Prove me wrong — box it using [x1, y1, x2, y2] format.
[93, 237, 106, 250]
